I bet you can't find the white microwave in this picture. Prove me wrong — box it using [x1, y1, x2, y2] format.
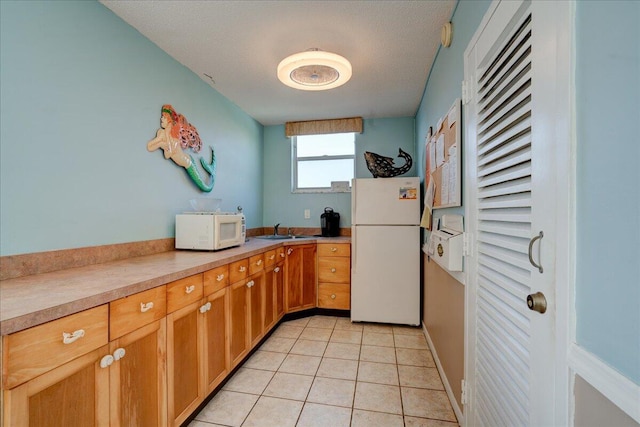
[175, 212, 246, 251]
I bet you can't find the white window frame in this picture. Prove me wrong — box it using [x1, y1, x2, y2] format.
[291, 133, 355, 193]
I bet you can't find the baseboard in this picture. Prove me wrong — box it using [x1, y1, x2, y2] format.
[568, 343, 640, 424]
[422, 322, 464, 426]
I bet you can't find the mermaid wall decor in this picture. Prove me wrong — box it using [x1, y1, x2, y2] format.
[147, 104, 216, 192]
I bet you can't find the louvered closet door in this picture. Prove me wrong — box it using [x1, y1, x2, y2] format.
[464, 0, 564, 425]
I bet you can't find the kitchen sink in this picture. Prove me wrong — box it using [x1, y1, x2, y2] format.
[254, 235, 313, 240]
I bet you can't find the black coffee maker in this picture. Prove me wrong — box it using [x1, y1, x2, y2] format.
[320, 207, 340, 237]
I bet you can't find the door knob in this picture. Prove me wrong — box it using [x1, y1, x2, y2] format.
[527, 292, 547, 314]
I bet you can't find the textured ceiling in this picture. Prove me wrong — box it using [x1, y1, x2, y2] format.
[101, 0, 456, 126]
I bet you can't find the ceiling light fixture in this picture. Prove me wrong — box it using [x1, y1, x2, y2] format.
[277, 48, 352, 91]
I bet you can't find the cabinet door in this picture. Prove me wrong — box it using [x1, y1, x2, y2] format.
[167, 300, 203, 427]
[285, 246, 303, 311]
[3, 346, 110, 427]
[301, 244, 317, 308]
[229, 280, 249, 367]
[274, 262, 285, 320]
[203, 287, 229, 393]
[264, 266, 276, 331]
[248, 273, 265, 347]
[109, 319, 167, 427]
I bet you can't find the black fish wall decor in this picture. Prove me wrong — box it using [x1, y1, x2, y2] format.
[364, 148, 413, 178]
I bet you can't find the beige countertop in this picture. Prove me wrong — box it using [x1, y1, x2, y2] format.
[0, 236, 350, 336]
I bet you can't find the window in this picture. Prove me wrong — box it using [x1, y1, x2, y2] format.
[292, 133, 355, 193]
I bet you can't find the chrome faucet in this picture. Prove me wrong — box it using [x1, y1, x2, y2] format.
[273, 223, 280, 236]
[287, 227, 293, 236]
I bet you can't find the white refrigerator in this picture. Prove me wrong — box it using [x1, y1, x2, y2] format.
[351, 177, 421, 326]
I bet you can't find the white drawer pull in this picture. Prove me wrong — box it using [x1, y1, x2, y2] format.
[185, 285, 195, 294]
[62, 329, 85, 344]
[331, 294, 336, 299]
[199, 302, 212, 313]
[331, 247, 338, 252]
[239, 266, 246, 273]
[256, 259, 263, 265]
[280, 252, 285, 258]
[287, 248, 293, 255]
[331, 268, 337, 273]
[269, 254, 275, 260]
[100, 354, 114, 368]
[274, 267, 280, 273]
[140, 302, 154, 313]
[113, 348, 126, 361]
[246, 280, 255, 288]
[216, 274, 225, 282]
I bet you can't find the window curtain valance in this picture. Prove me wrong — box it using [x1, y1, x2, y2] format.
[285, 117, 363, 137]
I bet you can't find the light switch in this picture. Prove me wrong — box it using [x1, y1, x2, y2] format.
[304, 209, 311, 219]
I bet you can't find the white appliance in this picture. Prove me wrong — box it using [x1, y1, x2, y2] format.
[175, 212, 246, 251]
[351, 177, 421, 325]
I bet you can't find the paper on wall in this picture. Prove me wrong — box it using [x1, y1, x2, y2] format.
[441, 162, 450, 205]
[448, 154, 457, 204]
[420, 178, 435, 230]
[436, 134, 445, 167]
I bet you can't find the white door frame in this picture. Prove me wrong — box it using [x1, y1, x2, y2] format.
[462, 1, 574, 425]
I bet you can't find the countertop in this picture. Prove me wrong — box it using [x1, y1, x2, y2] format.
[0, 236, 350, 336]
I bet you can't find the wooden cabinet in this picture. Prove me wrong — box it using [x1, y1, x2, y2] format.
[317, 243, 351, 310]
[166, 274, 204, 427]
[109, 317, 167, 426]
[202, 287, 229, 393]
[229, 277, 249, 367]
[2, 288, 168, 427]
[285, 244, 317, 312]
[2, 240, 352, 426]
[108, 286, 168, 427]
[2, 306, 110, 426]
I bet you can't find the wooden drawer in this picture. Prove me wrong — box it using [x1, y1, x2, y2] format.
[3, 304, 109, 389]
[318, 257, 351, 283]
[317, 243, 350, 257]
[318, 284, 350, 309]
[110, 286, 166, 339]
[229, 258, 249, 284]
[204, 264, 229, 295]
[167, 274, 203, 313]
[264, 250, 277, 267]
[249, 254, 265, 275]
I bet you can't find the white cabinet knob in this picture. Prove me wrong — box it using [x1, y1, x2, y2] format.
[269, 254, 275, 260]
[287, 248, 293, 255]
[256, 259, 263, 266]
[113, 348, 126, 361]
[331, 294, 336, 299]
[185, 285, 195, 294]
[140, 302, 154, 313]
[330, 247, 338, 252]
[331, 268, 336, 273]
[100, 354, 114, 369]
[274, 267, 280, 273]
[246, 280, 255, 288]
[239, 266, 246, 272]
[216, 274, 225, 282]
[199, 302, 212, 313]
[280, 252, 285, 258]
[62, 329, 85, 344]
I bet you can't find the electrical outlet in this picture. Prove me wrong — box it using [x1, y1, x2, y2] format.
[304, 209, 311, 219]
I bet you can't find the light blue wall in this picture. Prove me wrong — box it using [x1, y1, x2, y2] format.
[262, 117, 416, 229]
[0, 1, 263, 256]
[575, 0, 640, 384]
[415, 0, 491, 242]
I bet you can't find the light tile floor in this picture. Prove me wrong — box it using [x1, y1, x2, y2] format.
[190, 315, 458, 427]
